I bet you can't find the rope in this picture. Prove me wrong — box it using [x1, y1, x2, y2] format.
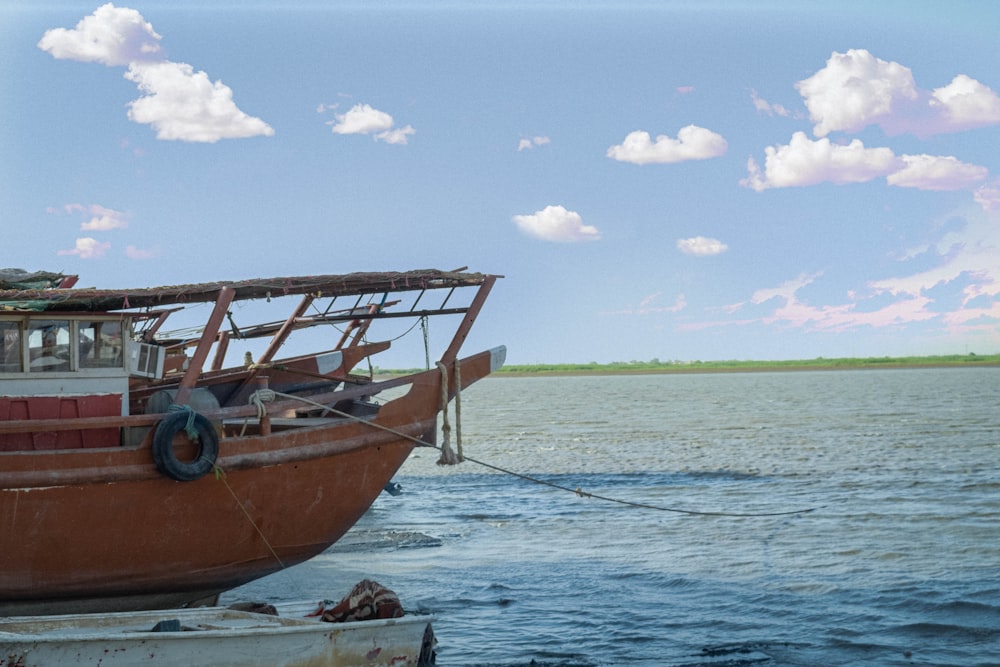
[421, 315, 430, 370]
[454, 359, 462, 461]
[306, 299, 425, 344]
[460, 458, 820, 517]
[212, 464, 286, 570]
[167, 403, 199, 441]
[242, 387, 818, 518]
[435, 361, 459, 465]
[250, 388, 276, 416]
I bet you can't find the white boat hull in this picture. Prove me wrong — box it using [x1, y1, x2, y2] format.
[0, 604, 434, 667]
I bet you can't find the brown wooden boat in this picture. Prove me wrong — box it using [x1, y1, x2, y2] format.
[0, 268, 503, 616]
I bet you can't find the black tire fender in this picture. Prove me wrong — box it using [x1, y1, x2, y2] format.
[152, 410, 219, 482]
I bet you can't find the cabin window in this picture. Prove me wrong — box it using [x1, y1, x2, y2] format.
[78, 320, 124, 369]
[27, 319, 71, 372]
[0, 321, 22, 372]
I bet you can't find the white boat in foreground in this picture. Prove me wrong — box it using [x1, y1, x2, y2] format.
[0, 602, 435, 667]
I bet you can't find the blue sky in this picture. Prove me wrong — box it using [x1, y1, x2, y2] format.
[3, 1, 999, 364]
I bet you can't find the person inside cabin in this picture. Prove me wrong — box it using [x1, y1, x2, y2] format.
[30, 321, 70, 371]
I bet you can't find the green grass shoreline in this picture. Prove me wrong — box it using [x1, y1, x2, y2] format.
[492, 354, 1000, 376]
[379, 353, 1000, 377]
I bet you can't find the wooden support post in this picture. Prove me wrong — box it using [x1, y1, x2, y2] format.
[440, 275, 496, 366]
[174, 286, 235, 406]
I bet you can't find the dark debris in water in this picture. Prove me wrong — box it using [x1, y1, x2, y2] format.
[679, 643, 774, 666]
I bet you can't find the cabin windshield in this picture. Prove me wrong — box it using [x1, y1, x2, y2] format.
[28, 319, 70, 372]
[0, 316, 128, 376]
[78, 320, 125, 369]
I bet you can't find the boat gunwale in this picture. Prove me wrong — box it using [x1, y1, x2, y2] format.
[0, 607, 435, 642]
[0, 345, 502, 487]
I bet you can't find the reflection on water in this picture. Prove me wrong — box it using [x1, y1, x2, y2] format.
[227, 368, 1000, 666]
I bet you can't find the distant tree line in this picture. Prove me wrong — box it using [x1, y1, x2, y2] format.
[373, 353, 999, 376]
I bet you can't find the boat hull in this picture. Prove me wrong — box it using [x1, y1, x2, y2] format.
[0, 349, 500, 616]
[0, 604, 434, 667]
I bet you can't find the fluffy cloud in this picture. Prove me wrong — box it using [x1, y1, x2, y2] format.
[742, 132, 899, 191]
[57, 238, 112, 259]
[797, 49, 1000, 137]
[37, 3, 162, 66]
[606, 125, 727, 165]
[327, 103, 415, 144]
[677, 236, 728, 256]
[930, 74, 1000, 130]
[743, 132, 989, 192]
[79, 204, 129, 231]
[330, 104, 393, 134]
[511, 205, 600, 243]
[125, 62, 275, 142]
[887, 154, 988, 191]
[38, 4, 273, 143]
[796, 49, 917, 137]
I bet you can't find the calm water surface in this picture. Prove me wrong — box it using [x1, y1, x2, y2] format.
[226, 368, 1000, 666]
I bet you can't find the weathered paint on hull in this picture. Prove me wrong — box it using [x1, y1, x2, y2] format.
[0, 349, 498, 616]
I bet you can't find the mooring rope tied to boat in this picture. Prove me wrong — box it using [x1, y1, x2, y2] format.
[435, 360, 462, 464]
[245, 383, 820, 519]
[212, 463, 287, 570]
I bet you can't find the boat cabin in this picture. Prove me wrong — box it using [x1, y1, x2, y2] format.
[0, 313, 159, 449]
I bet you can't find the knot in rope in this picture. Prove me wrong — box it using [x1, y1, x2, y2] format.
[167, 403, 199, 441]
[248, 388, 277, 419]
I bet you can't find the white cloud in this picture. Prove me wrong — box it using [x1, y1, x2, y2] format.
[796, 49, 1000, 138]
[328, 103, 414, 144]
[744, 132, 990, 193]
[696, 208, 1000, 336]
[887, 154, 988, 191]
[751, 272, 822, 305]
[742, 132, 899, 191]
[796, 49, 917, 137]
[37, 3, 162, 66]
[974, 179, 1000, 211]
[57, 238, 111, 259]
[606, 125, 727, 165]
[511, 205, 600, 243]
[751, 89, 790, 117]
[930, 74, 1000, 131]
[517, 136, 551, 151]
[869, 212, 1000, 303]
[38, 5, 273, 143]
[677, 236, 728, 256]
[330, 104, 394, 135]
[79, 204, 128, 231]
[375, 125, 415, 145]
[124, 62, 274, 142]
